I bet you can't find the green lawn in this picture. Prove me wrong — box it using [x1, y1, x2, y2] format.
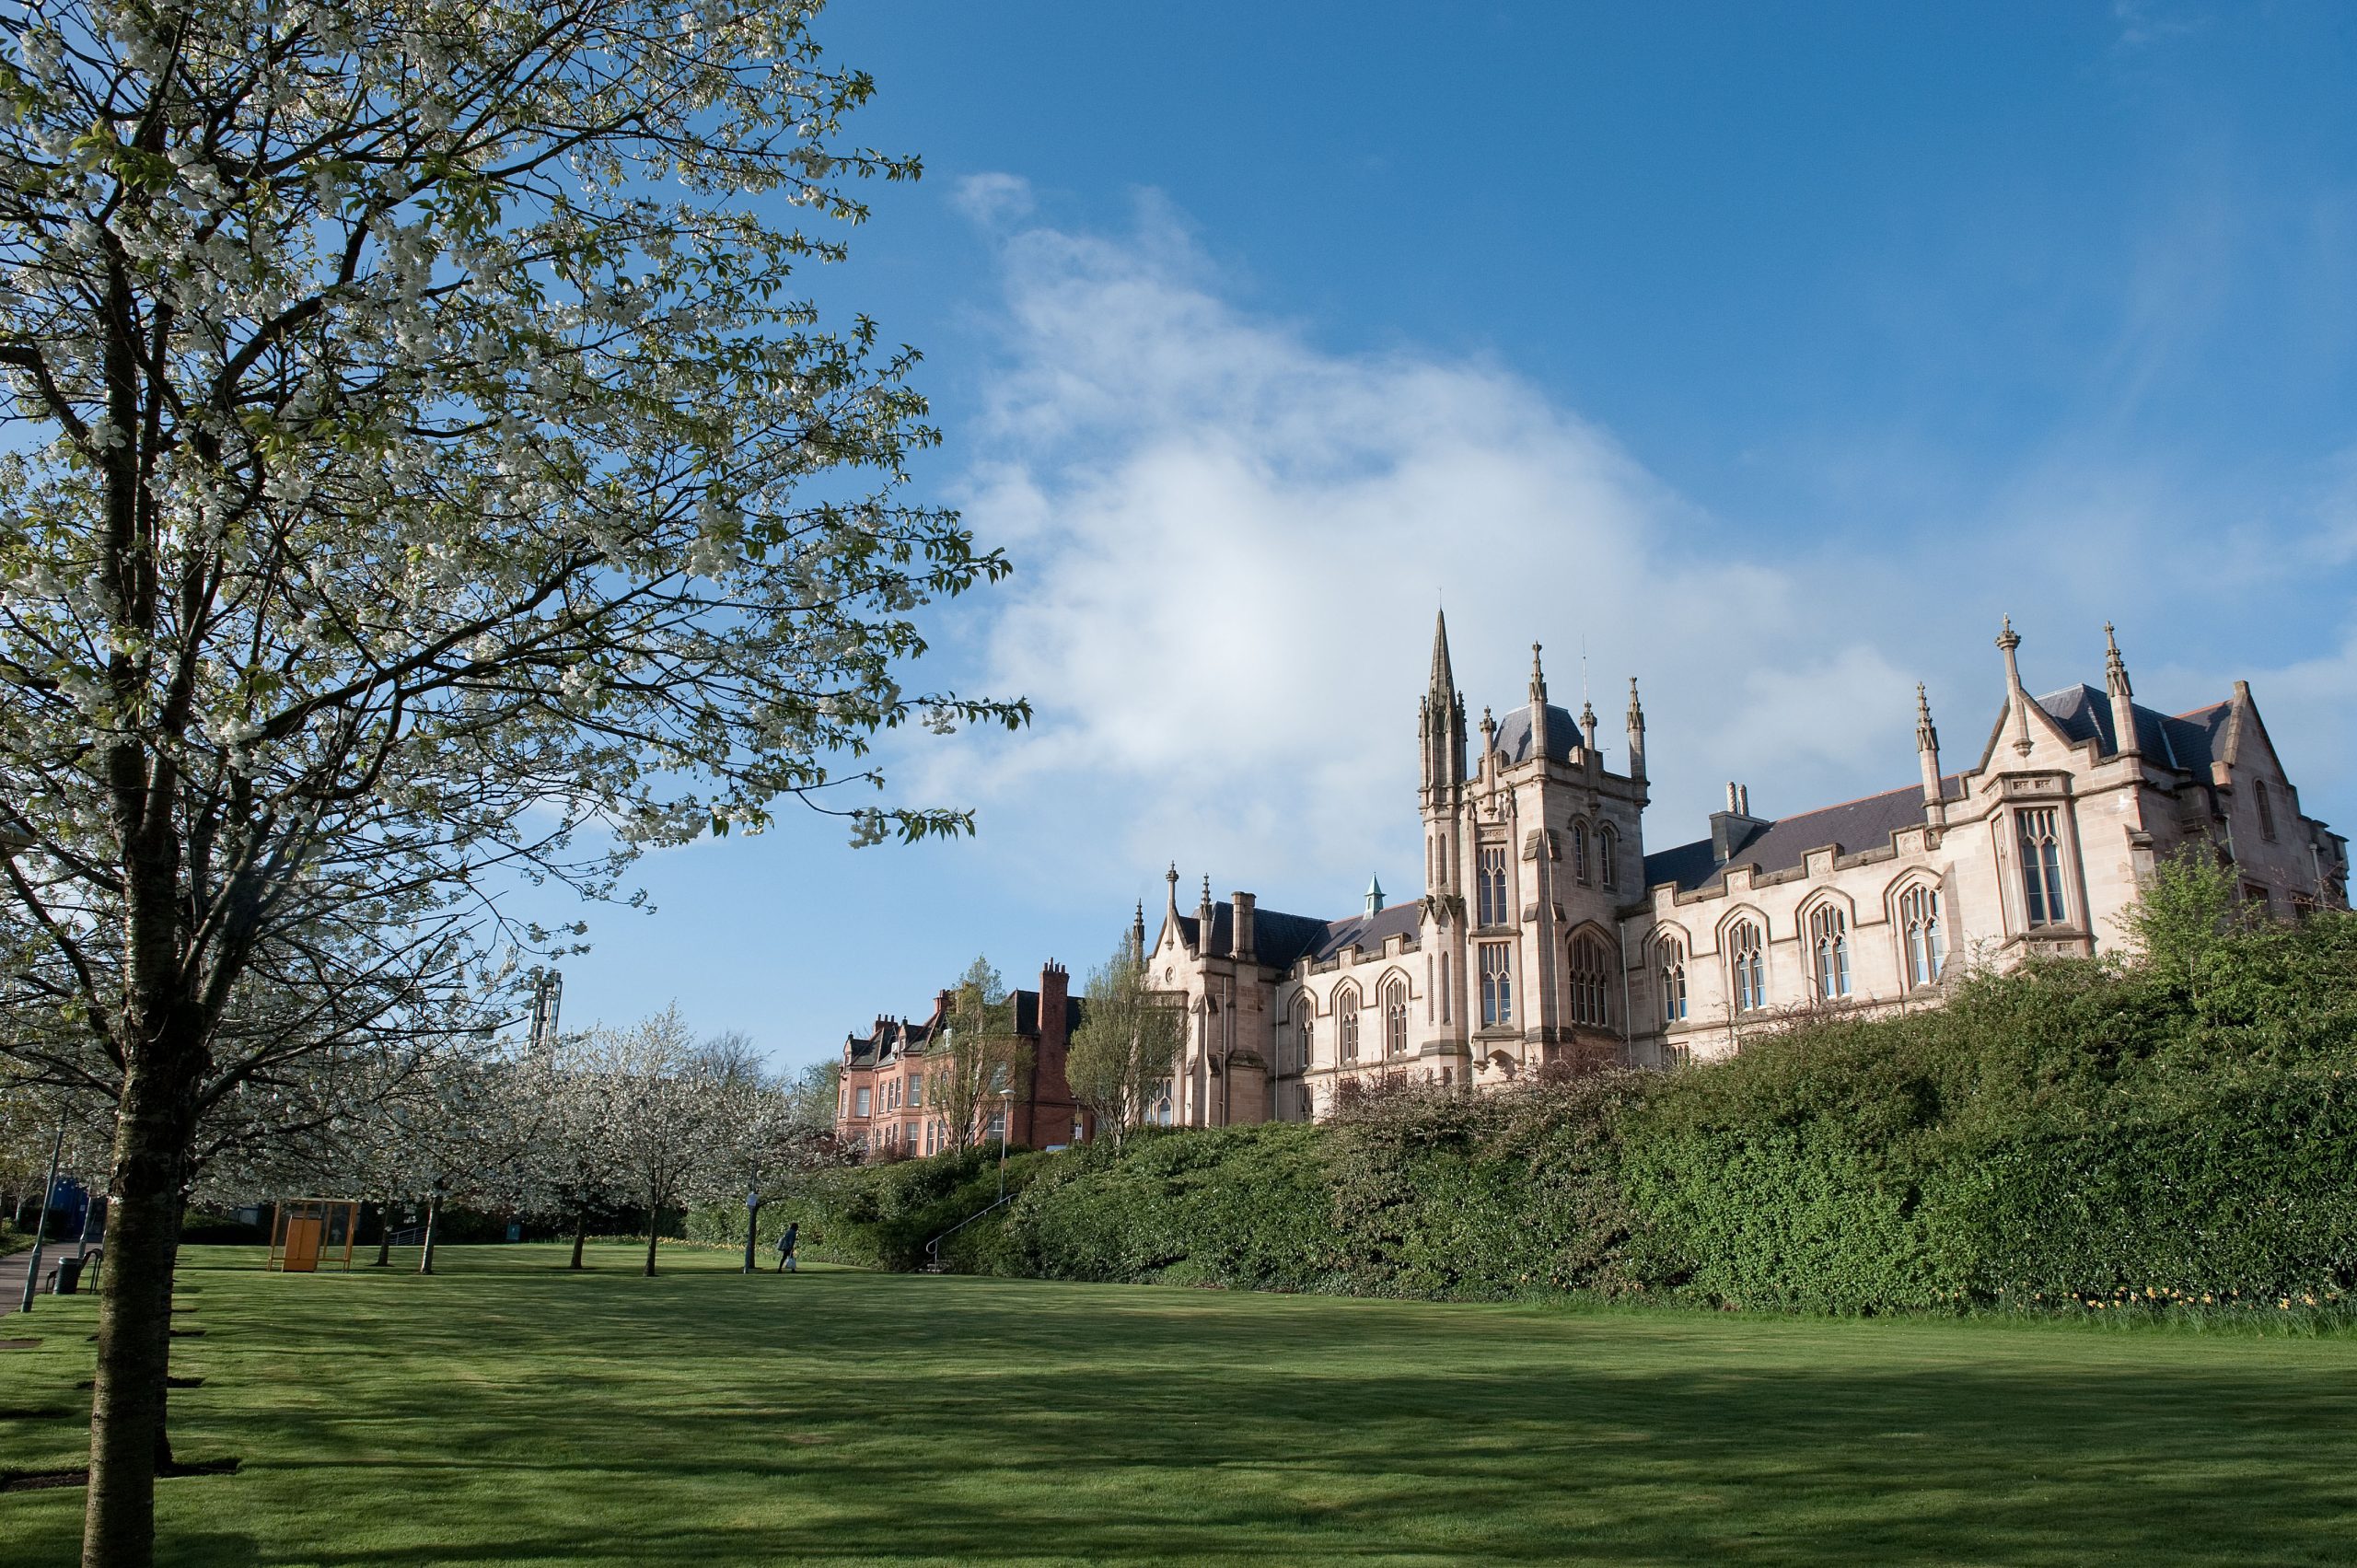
[4, 1245, 2356, 1565]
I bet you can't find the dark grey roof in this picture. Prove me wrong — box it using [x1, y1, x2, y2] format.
[1308, 901, 1422, 962]
[2034, 686, 2231, 772]
[1644, 776, 1962, 894]
[1177, 898, 1419, 970]
[1491, 704, 1582, 766]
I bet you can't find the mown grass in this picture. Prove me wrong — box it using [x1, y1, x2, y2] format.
[5, 1242, 2357, 1564]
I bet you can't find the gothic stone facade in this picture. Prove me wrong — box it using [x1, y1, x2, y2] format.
[1147, 615, 2350, 1126]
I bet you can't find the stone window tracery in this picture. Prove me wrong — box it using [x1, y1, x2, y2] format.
[1478, 844, 1510, 925]
[1569, 932, 1613, 1028]
[1657, 936, 1689, 1023]
[1337, 985, 1361, 1063]
[1808, 903, 1852, 1000]
[1899, 885, 1945, 987]
[1728, 921, 1765, 1013]
[1479, 943, 1514, 1027]
[2018, 807, 2067, 926]
[1384, 980, 1410, 1057]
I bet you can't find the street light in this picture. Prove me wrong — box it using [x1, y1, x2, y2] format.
[996, 1087, 1013, 1202]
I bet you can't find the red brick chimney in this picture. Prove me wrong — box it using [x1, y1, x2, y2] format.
[1038, 960, 1069, 1049]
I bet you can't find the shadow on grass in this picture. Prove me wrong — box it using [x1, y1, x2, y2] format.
[6, 1250, 2356, 1566]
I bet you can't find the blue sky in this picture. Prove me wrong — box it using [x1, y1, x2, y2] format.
[533, 1, 2357, 1066]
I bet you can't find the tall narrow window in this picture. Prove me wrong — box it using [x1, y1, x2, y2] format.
[1479, 943, 1514, 1027]
[1384, 980, 1410, 1057]
[1728, 922, 1765, 1013]
[854, 1086, 872, 1117]
[1808, 904, 1852, 999]
[1573, 822, 1590, 884]
[1569, 933, 1613, 1027]
[1899, 885, 1945, 987]
[2256, 780, 2279, 842]
[1658, 938, 1689, 1023]
[1296, 1010, 1315, 1074]
[2018, 808, 2067, 926]
[1337, 986, 1360, 1063]
[1478, 845, 1510, 925]
[1600, 825, 1620, 890]
[1440, 953, 1451, 1023]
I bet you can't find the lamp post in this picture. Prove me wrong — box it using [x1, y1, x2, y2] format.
[17, 1118, 64, 1314]
[742, 1183, 761, 1274]
[996, 1088, 1012, 1202]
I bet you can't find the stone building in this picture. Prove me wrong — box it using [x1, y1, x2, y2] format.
[1144, 615, 2349, 1125]
[834, 960, 1092, 1156]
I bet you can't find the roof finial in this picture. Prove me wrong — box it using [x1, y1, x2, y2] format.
[1997, 616, 2032, 756]
[1528, 642, 1547, 704]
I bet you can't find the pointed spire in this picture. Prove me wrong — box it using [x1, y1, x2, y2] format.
[1429, 608, 1456, 696]
[1579, 699, 1598, 753]
[1132, 899, 1147, 960]
[1916, 682, 1946, 829]
[1625, 677, 1646, 780]
[1528, 642, 1547, 704]
[1165, 862, 1180, 918]
[1366, 875, 1386, 916]
[2104, 621, 2141, 760]
[1997, 615, 2033, 758]
[1528, 643, 1551, 759]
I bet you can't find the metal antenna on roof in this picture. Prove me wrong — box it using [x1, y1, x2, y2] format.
[1580, 635, 1590, 706]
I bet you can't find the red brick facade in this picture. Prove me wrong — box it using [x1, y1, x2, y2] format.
[835, 961, 1093, 1157]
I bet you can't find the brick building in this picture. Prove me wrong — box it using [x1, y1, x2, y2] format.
[835, 960, 1093, 1156]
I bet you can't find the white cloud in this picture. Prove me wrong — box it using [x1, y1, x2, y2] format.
[898, 190, 2354, 923]
[950, 171, 1036, 228]
[905, 197, 1946, 914]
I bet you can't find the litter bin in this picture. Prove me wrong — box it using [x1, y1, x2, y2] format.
[52, 1257, 83, 1295]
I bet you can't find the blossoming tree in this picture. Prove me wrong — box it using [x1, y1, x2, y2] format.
[0, 1, 1018, 1560]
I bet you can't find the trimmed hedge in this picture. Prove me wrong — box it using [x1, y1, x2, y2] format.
[755, 906, 2357, 1315]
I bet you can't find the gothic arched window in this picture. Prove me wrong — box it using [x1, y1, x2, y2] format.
[1479, 943, 1514, 1027]
[1600, 825, 1620, 890]
[1477, 845, 1509, 925]
[1900, 885, 1945, 987]
[2018, 807, 2067, 926]
[1384, 979, 1410, 1057]
[1728, 921, 1766, 1013]
[1657, 936, 1689, 1023]
[1573, 822, 1590, 884]
[1808, 903, 1852, 1000]
[1336, 985, 1361, 1063]
[1296, 1009, 1316, 1073]
[1569, 932, 1613, 1028]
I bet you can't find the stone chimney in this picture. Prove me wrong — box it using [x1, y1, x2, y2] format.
[1710, 781, 1769, 864]
[1230, 891, 1257, 962]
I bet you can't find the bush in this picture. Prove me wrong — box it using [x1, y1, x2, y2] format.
[744, 905, 2357, 1319]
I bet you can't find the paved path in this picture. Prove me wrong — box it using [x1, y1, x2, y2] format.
[0, 1241, 96, 1318]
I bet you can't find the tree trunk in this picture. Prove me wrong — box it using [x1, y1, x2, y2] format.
[373, 1199, 394, 1267]
[569, 1207, 588, 1271]
[642, 1185, 659, 1277]
[418, 1195, 442, 1275]
[81, 1053, 192, 1568]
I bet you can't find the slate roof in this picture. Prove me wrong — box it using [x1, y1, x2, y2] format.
[1176, 898, 1421, 971]
[1491, 704, 1582, 766]
[1643, 776, 1963, 894]
[2034, 685, 2231, 773]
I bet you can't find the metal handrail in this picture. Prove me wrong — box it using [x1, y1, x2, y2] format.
[922, 1194, 1015, 1271]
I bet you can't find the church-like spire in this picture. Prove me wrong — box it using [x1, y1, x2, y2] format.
[1528, 643, 1550, 758]
[1165, 862, 1179, 920]
[1915, 683, 1946, 829]
[2105, 621, 2141, 761]
[1365, 874, 1386, 916]
[1132, 899, 1147, 960]
[1997, 615, 2033, 758]
[1625, 677, 1646, 780]
[1420, 607, 1467, 806]
[1429, 608, 1456, 698]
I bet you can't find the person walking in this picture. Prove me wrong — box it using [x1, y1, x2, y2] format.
[773, 1222, 798, 1273]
